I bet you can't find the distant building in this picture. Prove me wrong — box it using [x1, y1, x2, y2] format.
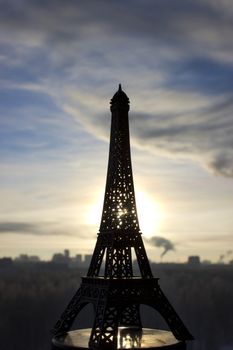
[0, 257, 13, 267]
[15, 254, 40, 263]
[202, 259, 211, 265]
[52, 253, 67, 264]
[15, 254, 29, 262]
[83, 254, 92, 267]
[69, 254, 82, 268]
[64, 249, 70, 259]
[28, 255, 40, 262]
[187, 256, 200, 266]
[75, 254, 82, 264]
[52, 250, 71, 265]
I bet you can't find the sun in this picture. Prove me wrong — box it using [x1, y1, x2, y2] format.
[136, 191, 161, 237]
[87, 191, 162, 237]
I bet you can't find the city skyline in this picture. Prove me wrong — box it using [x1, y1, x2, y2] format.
[1, 1, 233, 263]
[4, 249, 233, 266]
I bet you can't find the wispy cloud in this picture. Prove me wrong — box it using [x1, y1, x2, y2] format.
[132, 96, 233, 177]
[0, 221, 65, 235]
[62, 89, 233, 177]
[0, 222, 39, 234]
[1, 0, 233, 177]
[0, 220, 96, 239]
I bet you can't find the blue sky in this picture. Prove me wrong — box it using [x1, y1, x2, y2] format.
[0, 0, 233, 262]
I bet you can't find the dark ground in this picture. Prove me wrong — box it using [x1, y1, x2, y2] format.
[0, 263, 232, 350]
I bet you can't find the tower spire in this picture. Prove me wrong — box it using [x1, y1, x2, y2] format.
[88, 85, 151, 279]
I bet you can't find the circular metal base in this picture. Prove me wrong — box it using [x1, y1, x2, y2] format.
[52, 328, 186, 349]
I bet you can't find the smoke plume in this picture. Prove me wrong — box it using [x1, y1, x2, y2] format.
[218, 250, 233, 263]
[148, 236, 175, 258]
[218, 254, 225, 263]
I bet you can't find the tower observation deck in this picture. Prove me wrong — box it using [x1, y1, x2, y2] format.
[52, 85, 193, 350]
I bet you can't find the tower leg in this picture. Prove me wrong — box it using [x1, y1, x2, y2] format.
[149, 284, 193, 341]
[87, 241, 106, 277]
[134, 236, 153, 278]
[53, 287, 87, 335]
[89, 289, 118, 349]
[120, 304, 142, 328]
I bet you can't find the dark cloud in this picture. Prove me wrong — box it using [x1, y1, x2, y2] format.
[0, 222, 37, 234]
[0, 221, 65, 235]
[0, 0, 232, 60]
[0, 221, 96, 238]
[208, 152, 233, 178]
[1, 0, 233, 179]
[130, 95, 233, 177]
[165, 58, 233, 94]
[146, 236, 175, 258]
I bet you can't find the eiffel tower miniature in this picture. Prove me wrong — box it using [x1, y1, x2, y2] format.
[52, 85, 193, 349]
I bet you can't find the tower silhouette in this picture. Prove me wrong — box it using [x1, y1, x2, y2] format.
[52, 85, 193, 349]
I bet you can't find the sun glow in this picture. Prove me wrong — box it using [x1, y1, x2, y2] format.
[87, 194, 104, 227]
[136, 191, 162, 237]
[87, 191, 162, 237]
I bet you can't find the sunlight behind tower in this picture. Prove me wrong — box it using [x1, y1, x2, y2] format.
[136, 192, 162, 238]
[88, 191, 162, 238]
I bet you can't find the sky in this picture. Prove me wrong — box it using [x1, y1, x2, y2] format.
[0, 0, 233, 263]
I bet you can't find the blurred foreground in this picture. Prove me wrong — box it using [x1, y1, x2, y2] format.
[0, 263, 232, 350]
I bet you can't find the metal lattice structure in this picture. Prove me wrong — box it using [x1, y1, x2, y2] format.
[53, 85, 193, 349]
